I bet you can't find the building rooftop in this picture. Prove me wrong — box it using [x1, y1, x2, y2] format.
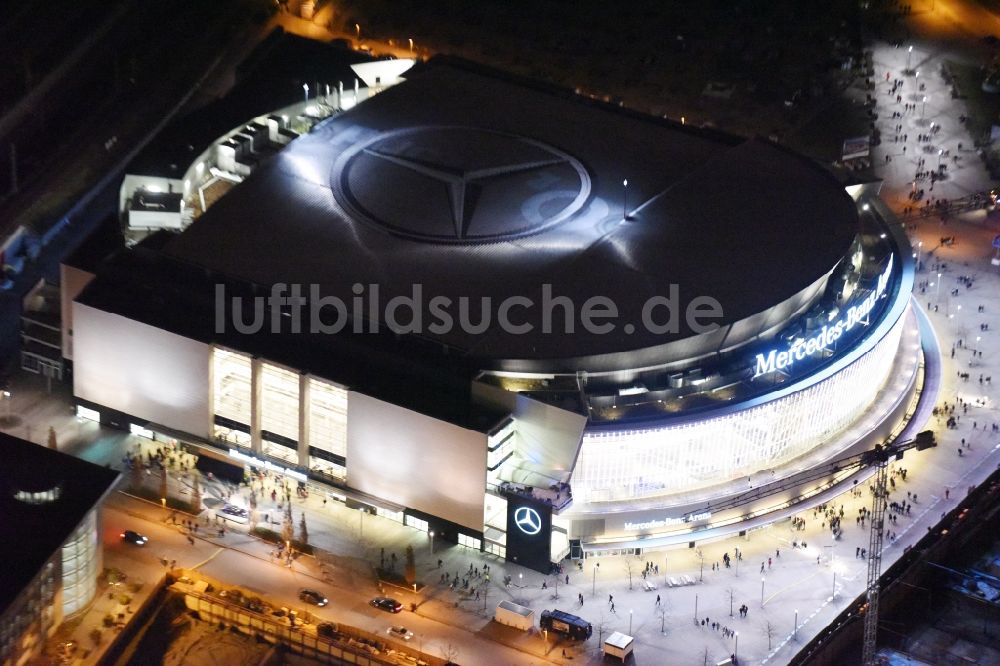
[162, 56, 858, 373]
[126, 28, 374, 180]
[0, 432, 119, 616]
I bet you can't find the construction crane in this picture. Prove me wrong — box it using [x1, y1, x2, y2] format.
[860, 430, 937, 665]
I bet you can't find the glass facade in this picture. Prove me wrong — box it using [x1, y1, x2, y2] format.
[574, 313, 906, 502]
[261, 362, 299, 442]
[61, 510, 99, 617]
[213, 348, 252, 427]
[308, 377, 347, 459]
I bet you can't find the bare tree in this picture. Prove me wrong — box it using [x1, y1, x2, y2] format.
[593, 610, 611, 647]
[159, 465, 168, 502]
[439, 642, 460, 663]
[623, 558, 636, 591]
[656, 605, 668, 634]
[764, 619, 777, 651]
[191, 473, 202, 513]
[299, 511, 309, 546]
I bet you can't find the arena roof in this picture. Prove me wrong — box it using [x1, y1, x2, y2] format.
[160, 56, 858, 373]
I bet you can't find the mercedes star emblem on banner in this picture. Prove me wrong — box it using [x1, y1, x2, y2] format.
[514, 506, 542, 535]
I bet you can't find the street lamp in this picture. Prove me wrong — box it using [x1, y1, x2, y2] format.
[916, 241, 923, 269]
[761, 576, 766, 606]
[622, 179, 629, 220]
[592, 563, 597, 596]
[629, 609, 633, 634]
[794, 609, 799, 640]
[921, 95, 927, 120]
[936, 273, 942, 300]
[735, 631, 739, 661]
[355, 23, 361, 38]
[832, 569, 837, 600]
[430, 530, 435, 555]
[907, 45, 913, 72]
[938, 149, 944, 169]
[409, 38, 414, 52]
[302, 83, 309, 106]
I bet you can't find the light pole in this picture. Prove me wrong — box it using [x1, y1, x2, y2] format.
[355, 23, 361, 38]
[937, 149, 944, 170]
[907, 45, 913, 72]
[917, 241, 923, 269]
[921, 95, 927, 120]
[761, 576, 766, 606]
[832, 569, 837, 600]
[302, 83, 309, 106]
[430, 530, 435, 555]
[592, 563, 597, 596]
[794, 609, 799, 640]
[735, 631, 739, 661]
[629, 609, 633, 634]
[409, 38, 414, 53]
[622, 179, 629, 220]
[694, 593, 698, 621]
[936, 273, 942, 300]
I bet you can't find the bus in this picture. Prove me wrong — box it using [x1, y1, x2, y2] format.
[539, 609, 592, 640]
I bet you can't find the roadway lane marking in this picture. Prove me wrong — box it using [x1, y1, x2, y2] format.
[191, 547, 224, 571]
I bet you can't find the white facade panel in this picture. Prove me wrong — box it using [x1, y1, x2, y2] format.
[72, 302, 211, 437]
[347, 392, 487, 531]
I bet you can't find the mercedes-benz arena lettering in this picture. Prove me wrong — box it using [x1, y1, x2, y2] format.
[67, 54, 927, 571]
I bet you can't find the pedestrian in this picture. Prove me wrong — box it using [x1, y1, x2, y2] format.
[609, 594, 613, 605]
[656, 594, 661, 606]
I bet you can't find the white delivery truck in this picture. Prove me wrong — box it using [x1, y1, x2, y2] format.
[602, 631, 634, 661]
[495, 600, 535, 631]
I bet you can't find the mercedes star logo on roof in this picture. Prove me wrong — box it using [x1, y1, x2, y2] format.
[514, 506, 542, 535]
[331, 126, 591, 243]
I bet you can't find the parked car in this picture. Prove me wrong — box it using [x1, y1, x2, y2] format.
[120, 530, 148, 546]
[299, 588, 328, 606]
[370, 596, 402, 613]
[387, 625, 413, 640]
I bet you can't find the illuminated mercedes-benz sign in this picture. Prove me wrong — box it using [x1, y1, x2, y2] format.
[331, 126, 592, 243]
[514, 506, 543, 535]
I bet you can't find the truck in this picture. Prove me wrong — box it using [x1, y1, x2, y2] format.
[494, 600, 534, 631]
[602, 631, 634, 661]
[539, 609, 592, 640]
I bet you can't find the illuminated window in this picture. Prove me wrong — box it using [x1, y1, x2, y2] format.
[405, 515, 429, 532]
[261, 362, 299, 442]
[308, 377, 347, 458]
[458, 534, 481, 550]
[213, 348, 252, 427]
[76, 405, 99, 422]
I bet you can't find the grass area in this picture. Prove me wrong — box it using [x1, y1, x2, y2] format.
[249, 526, 314, 555]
